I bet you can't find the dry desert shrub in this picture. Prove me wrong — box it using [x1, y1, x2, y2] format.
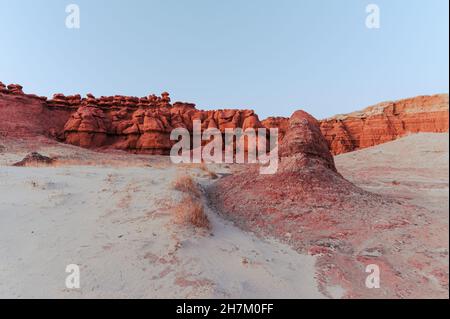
[198, 163, 219, 179]
[172, 174, 210, 229]
[174, 195, 210, 229]
[172, 174, 201, 197]
[180, 163, 219, 179]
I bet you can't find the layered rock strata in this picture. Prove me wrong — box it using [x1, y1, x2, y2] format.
[320, 94, 449, 154]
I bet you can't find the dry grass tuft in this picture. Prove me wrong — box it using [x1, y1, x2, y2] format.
[174, 195, 210, 229]
[198, 163, 219, 179]
[180, 163, 219, 179]
[172, 175, 201, 197]
[172, 174, 210, 229]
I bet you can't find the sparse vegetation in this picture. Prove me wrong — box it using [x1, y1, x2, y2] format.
[180, 163, 219, 179]
[13, 152, 54, 167]
[172, 175, 201, 197]
[174, 195, 210, 229]
[198, 163, 219, 179]
[29, 180, 39, 188]
[172, 174, 210, 229]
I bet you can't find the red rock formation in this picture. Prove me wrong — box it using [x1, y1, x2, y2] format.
[206, 110, 387, 255]
[207, 111, 364, 243]
[13, 152, 54, 167]
[6, 84, 24, 95]
[60, 92, 265, 154]
[206, 110, 433, 298]
[0, 82, 70, 140]
[261, 116, 289, 143]
[0, 82, 267, 153]
[319, 94, 449, 155]
[278, 111, 336, 172]
[1, 81, 447, 156]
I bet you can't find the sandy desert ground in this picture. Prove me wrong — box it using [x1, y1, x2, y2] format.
[0, 133, 448, 298]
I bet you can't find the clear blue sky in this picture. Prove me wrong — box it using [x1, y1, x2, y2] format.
[0, 0, 448, 119]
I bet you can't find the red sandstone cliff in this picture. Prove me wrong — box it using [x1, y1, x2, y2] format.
[59, 94, 264, 154]
[0, 81, 264, 154]
[0, 82, 72, 140]
[319, 94, 449, 155]
[1, 81, 448, 155]
[263, 94, 449, 155]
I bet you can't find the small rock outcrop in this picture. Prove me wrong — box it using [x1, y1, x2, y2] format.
[13, 152, 54, 167]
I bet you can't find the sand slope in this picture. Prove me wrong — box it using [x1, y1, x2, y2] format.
[0, 133, 448, 298]
[0, 139, 324, 298]
[335, 133, 449, 217]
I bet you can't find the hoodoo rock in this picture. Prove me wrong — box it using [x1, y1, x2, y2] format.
[279, 110, 336, 172]
[61, 96, 266, 154]
[1, 81, 448, 156]
[0, 81, 7, 93]
[0, 82, 267, 153]
[320, 94, 449, 155]
[206, 110, 432, 298]
[207, 110, 364, 240]
[207, 110, 386, 250]
[6, 84, 24, 95]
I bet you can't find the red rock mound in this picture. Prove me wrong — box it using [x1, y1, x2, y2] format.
[320, 94, 449, 154]
[278, 110, 336, 172]
[13, 152, 54, 167]
[207, 111, 370, 240]
[207, 110, 379, 244]
[207, 110, 432, 298]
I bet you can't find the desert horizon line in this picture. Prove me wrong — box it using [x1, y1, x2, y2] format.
[0, 80, 448, 121]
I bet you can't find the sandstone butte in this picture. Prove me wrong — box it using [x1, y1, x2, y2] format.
[0, 80, 448, 155]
